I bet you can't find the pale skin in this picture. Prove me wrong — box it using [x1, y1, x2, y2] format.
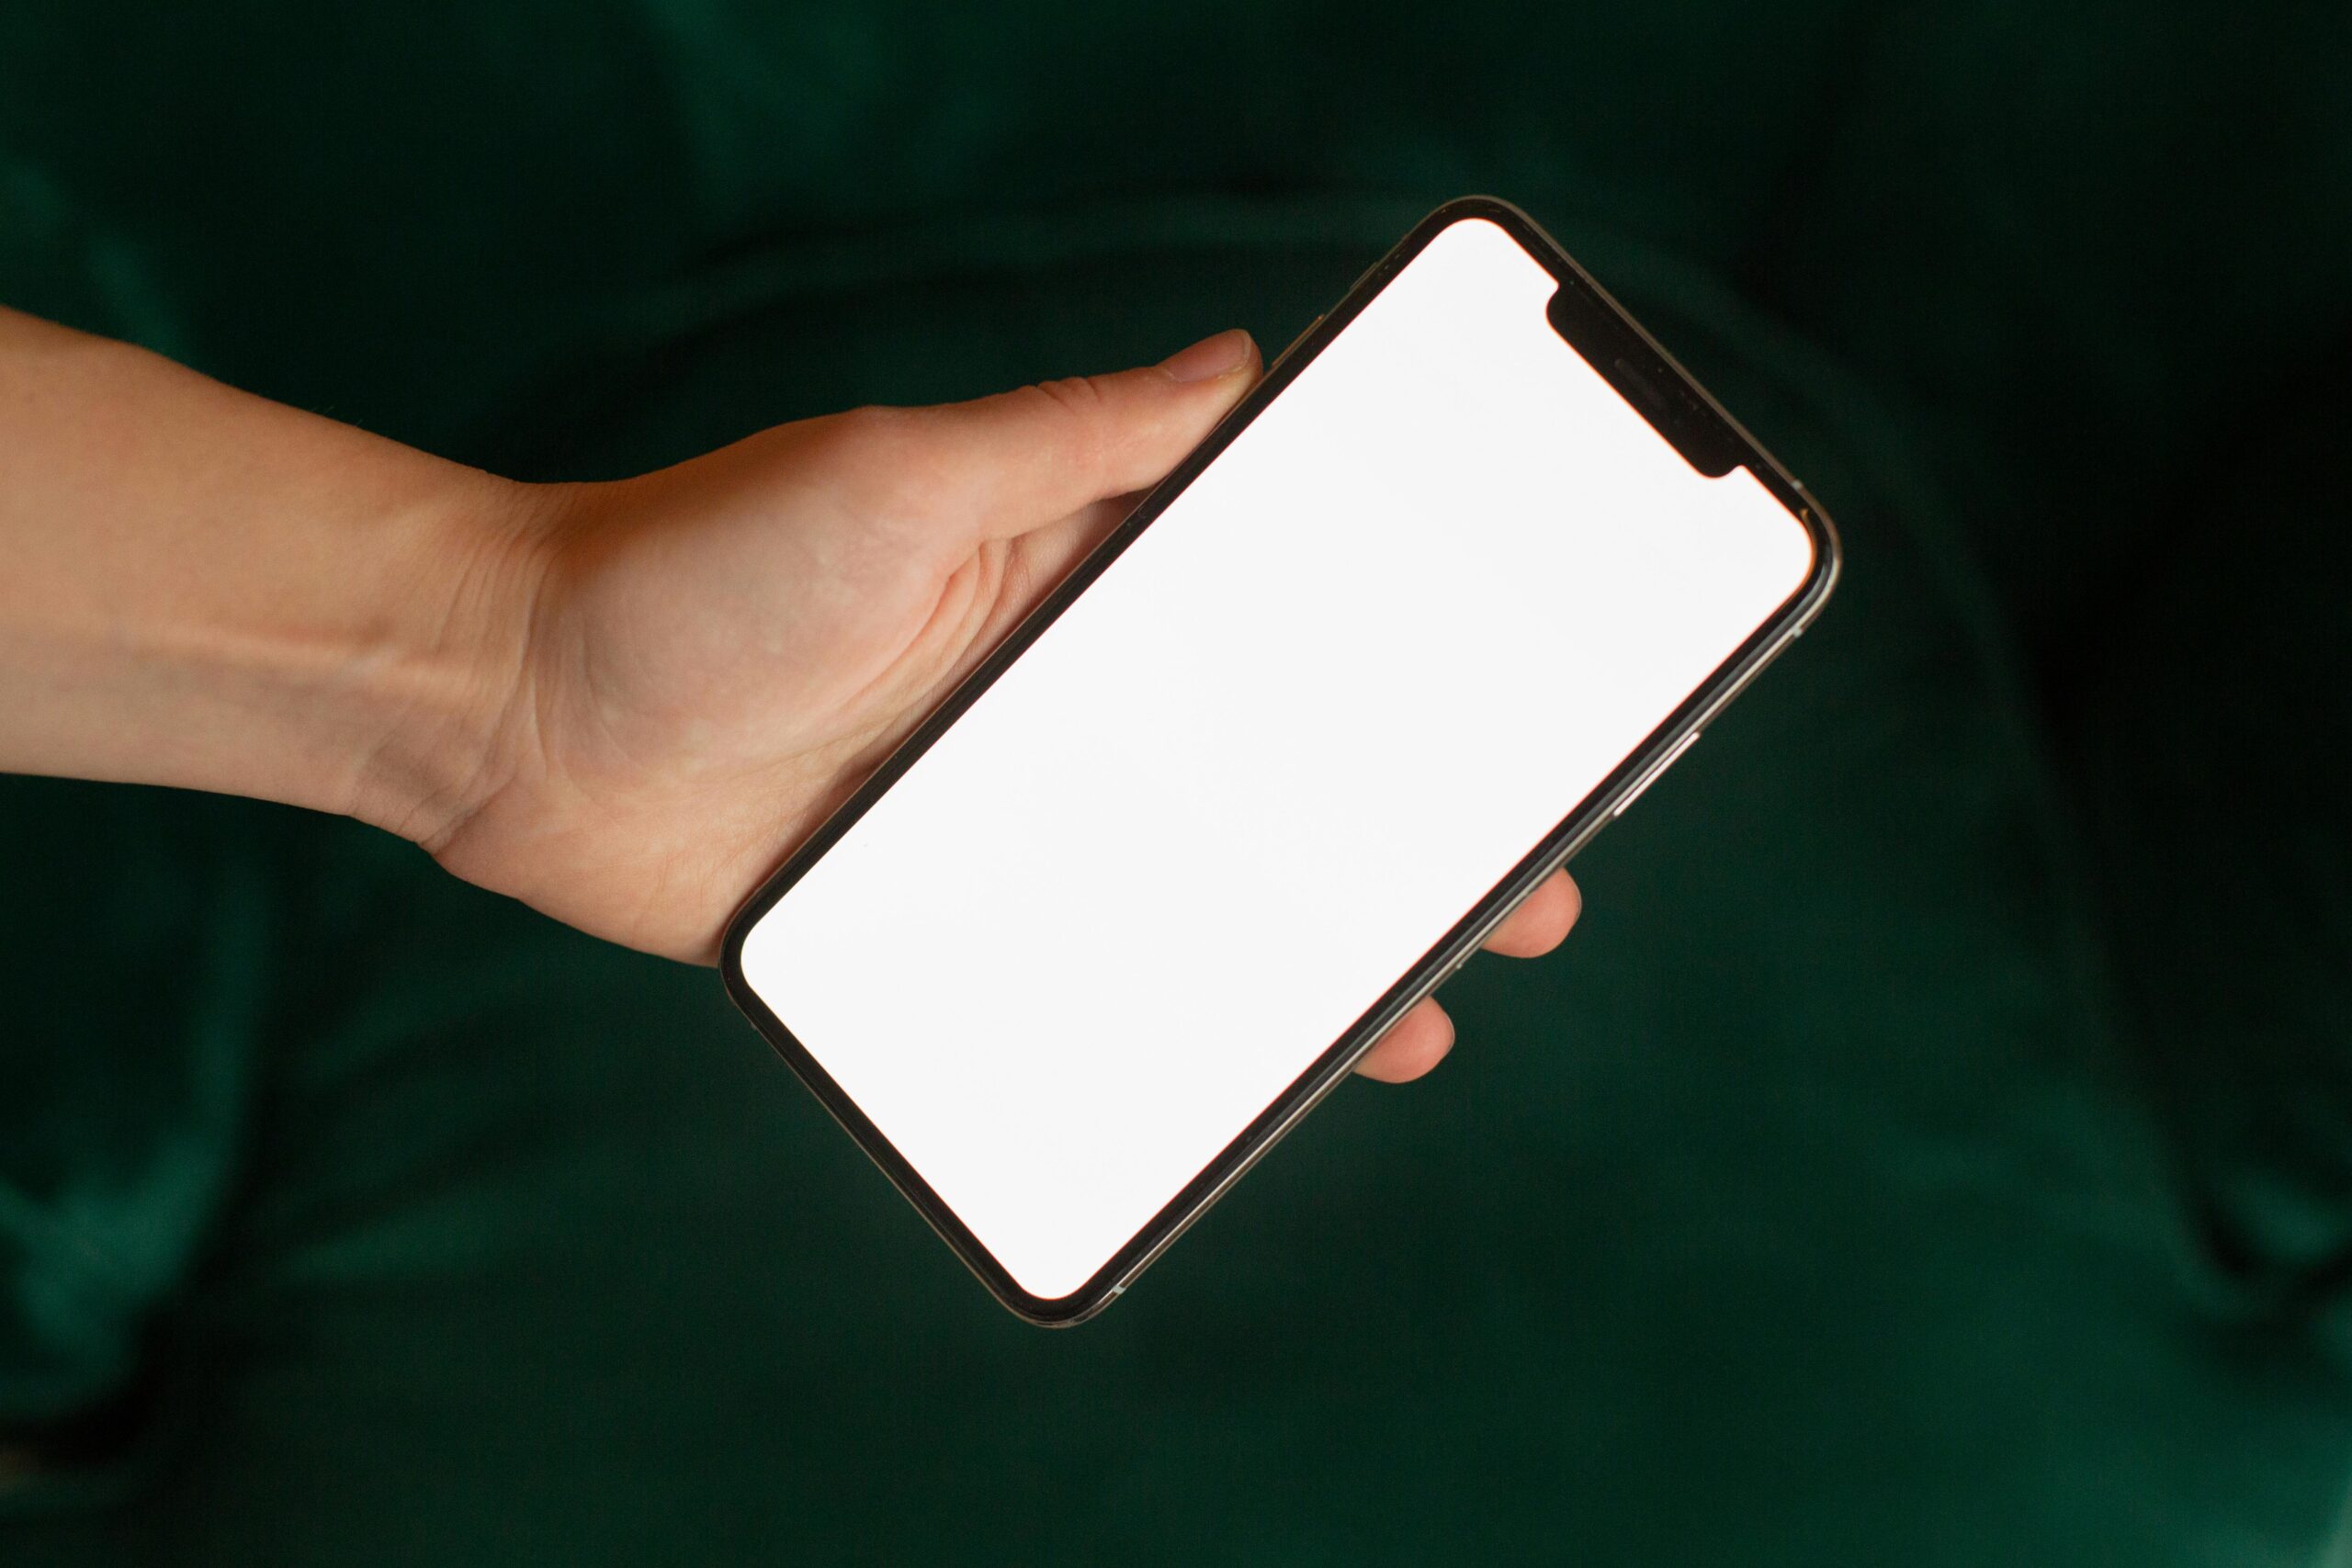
[0, 310, 1578, 1081]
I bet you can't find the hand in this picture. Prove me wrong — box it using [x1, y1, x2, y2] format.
[0, 312, 1572, 1078]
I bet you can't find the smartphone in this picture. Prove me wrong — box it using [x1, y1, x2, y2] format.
[721, 197, 1838, 1325]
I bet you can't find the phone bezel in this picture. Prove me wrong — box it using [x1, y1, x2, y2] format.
[718, 195, 1842, 1326]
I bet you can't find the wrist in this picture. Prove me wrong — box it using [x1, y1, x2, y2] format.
[344, 469, 563, 850]
[0, 310, 565, 843]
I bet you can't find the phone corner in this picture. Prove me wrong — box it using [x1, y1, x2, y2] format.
[1426, 192, 1523, 222]
[991, 1278, 1123, 1330]
[715, 897, 762, 1011]
[1795, 489, 1844, 619]
[1418, 194, 1545, 246]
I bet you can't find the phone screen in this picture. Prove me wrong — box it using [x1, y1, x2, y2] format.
[736, 215, 1816, 1305]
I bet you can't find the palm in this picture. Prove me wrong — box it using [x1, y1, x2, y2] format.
[444, 412, 1124, 962]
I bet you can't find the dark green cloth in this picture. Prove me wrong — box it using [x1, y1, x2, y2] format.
[4, 3, 2350, 1562]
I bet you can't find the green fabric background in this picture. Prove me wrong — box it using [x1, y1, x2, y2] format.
[3, 2, 2349, 1561]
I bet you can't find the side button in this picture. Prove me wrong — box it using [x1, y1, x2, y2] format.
[1611, 732, 1699, 818]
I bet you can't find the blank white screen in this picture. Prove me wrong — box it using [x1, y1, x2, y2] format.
[741, 217, 1814, 1302]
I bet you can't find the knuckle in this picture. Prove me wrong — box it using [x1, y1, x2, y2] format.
[823, 402, 915, 463]
[821, 404, 941, 513]
[1028, 375, 1110, 418]
[1017, 377, 1116, 479]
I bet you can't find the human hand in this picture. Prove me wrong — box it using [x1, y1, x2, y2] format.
[427, 330, 1580, 1080]
[0, 310, 1567, 1078]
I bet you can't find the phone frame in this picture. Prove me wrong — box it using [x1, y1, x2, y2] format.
[719, 195, 1841, 1326]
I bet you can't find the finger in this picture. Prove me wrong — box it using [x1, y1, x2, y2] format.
[1479, 871, 1582, 958]
[876, 329, 1261, 547]
[1355, 998, 1456, 1083]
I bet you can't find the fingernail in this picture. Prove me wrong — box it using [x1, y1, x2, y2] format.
[1159, 328, 1255, 383]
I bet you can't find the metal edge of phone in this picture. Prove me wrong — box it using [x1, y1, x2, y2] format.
[718, 193, 1842, 1328]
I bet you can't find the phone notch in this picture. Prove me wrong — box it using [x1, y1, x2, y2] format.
[1544, 272, 1748, 479]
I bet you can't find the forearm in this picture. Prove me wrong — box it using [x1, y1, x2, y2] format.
[0, 306, 537, 839]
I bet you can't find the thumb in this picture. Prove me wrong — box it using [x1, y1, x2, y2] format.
[901, 328, 1261, 546]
